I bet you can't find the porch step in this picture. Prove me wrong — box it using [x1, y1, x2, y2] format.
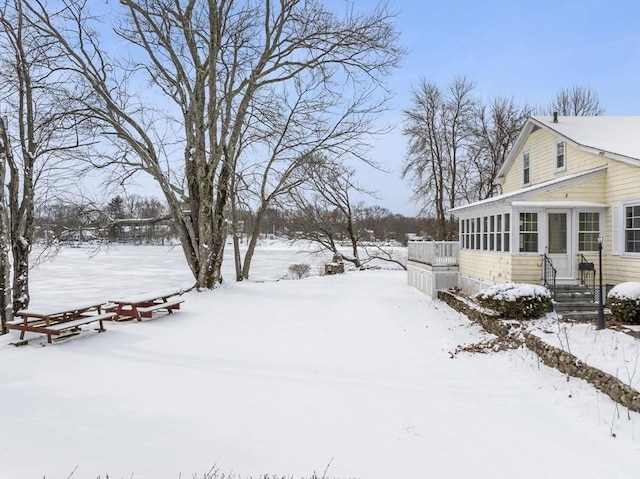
[554, 301, 599, 312]
[551, 284, 603, 321]
[556, 310, 609, 322]
[555, 291, 595, 302]
[553, 284, 595, 301]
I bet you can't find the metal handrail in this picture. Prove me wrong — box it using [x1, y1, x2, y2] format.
[542, 254, 557, 299]
[578, 254, 596, 301]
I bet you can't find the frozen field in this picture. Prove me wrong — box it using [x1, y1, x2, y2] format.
[0, 242, 639, 479]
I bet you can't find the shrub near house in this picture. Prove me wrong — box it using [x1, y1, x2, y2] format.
[474, 283, 552, 320]
[607, 282, 640, 325]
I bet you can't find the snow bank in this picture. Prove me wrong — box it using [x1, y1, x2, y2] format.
[475, 282, 551, 301]
[608, 281, 640, 301]
[0, 245, 638, 478]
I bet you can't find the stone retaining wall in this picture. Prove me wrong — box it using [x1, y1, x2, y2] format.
[438, 291, 510, 337]
[438, 290, 640, 413]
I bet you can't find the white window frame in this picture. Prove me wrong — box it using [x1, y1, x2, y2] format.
[523, 151, 530, 186]
[623, 202, 640, 255]
[577, 210, 601, 253]
[482, 216, 488, 251]
[518, 211, 539, 253]
[504, 213, 511, 253]
[555, 140, 566, 172]
[489, 215, 495, 251]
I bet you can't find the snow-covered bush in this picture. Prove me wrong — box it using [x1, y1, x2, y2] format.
[474, 283, 552, 320]
[607, 282, 640, 325]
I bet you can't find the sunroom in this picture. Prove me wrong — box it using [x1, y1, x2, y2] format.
[449, 168, 607, 294]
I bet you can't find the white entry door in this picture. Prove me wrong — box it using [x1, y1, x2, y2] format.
[547, 210, 573, 280]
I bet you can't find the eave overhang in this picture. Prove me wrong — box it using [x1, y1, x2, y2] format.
[449, 166, 607, 218]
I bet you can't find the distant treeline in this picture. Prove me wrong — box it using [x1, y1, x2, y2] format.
[35, 196, 429, 246]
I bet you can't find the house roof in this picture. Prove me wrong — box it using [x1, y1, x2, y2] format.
[449, 166, 607, 216]
[496, 116, 640, 181]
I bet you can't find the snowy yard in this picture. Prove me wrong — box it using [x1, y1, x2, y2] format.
[1, 242, 639, 478]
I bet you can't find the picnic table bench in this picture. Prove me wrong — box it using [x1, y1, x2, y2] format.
[8, 302, 115, 344]
[107, 292, 183, 322]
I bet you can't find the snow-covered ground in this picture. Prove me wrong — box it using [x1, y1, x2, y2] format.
[1, 241, 639, 479]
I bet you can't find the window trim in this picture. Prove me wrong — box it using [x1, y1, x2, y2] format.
[504, 213, 510, 252]
[489, 215, 495, 251]
[523, 150, 530, 186]
[458, 212, 511, 253]
[555, 140, 566, 172]
[482, 216, 488, 250]
[623, 202, 640, 255]
[518, 212, 539, 253]
[577, 211, 600, 253]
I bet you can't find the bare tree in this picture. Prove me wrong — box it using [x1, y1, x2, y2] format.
[25, 0, 402, 289]
[286, 199, 349, 267]
[550, 85, 604, 116]
[467, 97, 532, 201]
[233, 72, 390, 280]
[362, 243, 406, 270]
[402, 77, 476, 240]
[402, 80, 606, 236]
[287, 158, 367, 268]
[360, 205, 391, 241]
[0, 0, 92, 322]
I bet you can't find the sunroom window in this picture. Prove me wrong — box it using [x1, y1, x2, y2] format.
[519, 212, 538, 253]
[504, 213, 510, 252]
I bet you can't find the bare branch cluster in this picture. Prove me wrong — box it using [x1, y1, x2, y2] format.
[401, 79, 605, 240]
[550, 85, 604, 116]
[17, 0, 403, 288]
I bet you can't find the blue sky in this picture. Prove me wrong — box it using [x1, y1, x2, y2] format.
[89, 0, 639, 217]
[363, 0, 640, 216]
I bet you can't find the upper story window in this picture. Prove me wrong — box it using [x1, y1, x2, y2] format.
[523, 151, 530, 185]
[625, 204, 640, 253]
[556, 140, 565, 171]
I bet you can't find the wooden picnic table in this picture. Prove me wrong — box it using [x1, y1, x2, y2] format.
[8, 302, 115, 344]
[108, 292, 183, 322]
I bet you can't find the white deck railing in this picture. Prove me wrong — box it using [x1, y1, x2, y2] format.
[407, 241, 459, 266]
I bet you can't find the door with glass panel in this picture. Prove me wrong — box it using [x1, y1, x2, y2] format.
[547, 210, 573, 280]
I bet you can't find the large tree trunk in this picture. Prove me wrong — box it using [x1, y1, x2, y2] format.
[0, 119, 13, 333]
[208, 160, 232, 287]
[230, 180, 243, 282]
[0, 203, 11, 333]
[241, 205, 268, 281]
[345, 215, 362, 268]
[7, 1, 35, 313]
